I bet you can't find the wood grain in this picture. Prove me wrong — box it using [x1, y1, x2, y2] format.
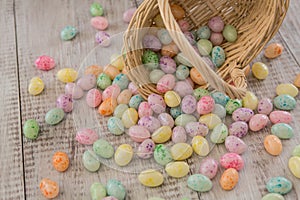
[0, 0, 25, 199]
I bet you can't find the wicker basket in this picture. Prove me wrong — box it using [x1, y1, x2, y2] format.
[123, 0, 289, 99]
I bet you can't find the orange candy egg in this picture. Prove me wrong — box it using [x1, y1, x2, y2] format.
[170, 4, 185, 20]
[264, 135, 282, 156]
[52, 151, 69, 172]
[85, 65, 103, 77]
[39, 178, 59, 199]
[161, 42, 179, 58]
[103, 64, 120, 80]
[264, 43, 283, 59]
[98, 97, 117, 116]
[190, 67, 206, 85]
[220, 168, 239, 191]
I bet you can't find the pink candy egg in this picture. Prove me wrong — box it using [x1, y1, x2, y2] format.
[156, 74, 176, 93]
[128, 125, 151, 143]
[137, 139, 155, 159]
[185, 122, 209, 137]
[123, 7, 137, 23]
[117, 89, 132, 104]
[86, 88, 102, 108]
[77, 74, 96, 91]
[102, 84, 121, 101]
[199, 158, 219, 179]
[197, 96, 215, 115]
[158, 113, 174, 128]
[269, 110, 292, 124]
[225, 136, 247, 154]
[142, 34, 162, 52]
[229, 121, 249, 138]
[249, 114, 269, 131]
[220, 153, 244, 171]
[138, 116, 161, 133]
[177, 19, 190, 32]
[95, 31, 111, 47]
[208, 16, 224, 32]
[35, 55, 55, 71]
[148, 93, 166, 114]
[56, 94, 73, 113]
[172, 126, 187, 143]
[128, 82, 139, 95]
[181, 95, 197, 114]
[138, 102, 153, 118]
[159, 56, 177, 74]
[257, 98, 273, 115]
[90, 16, 109, 30]
[65, 83, 84, 99]
[173, 81, 193, 97]
[232, 108, 254, 122]
[75, 128, 99, 145]
[210, 32, 223, 46]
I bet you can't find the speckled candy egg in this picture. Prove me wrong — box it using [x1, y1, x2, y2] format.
[52, 151, 69, 172]
[106, 179, 126, 200]
[219, 168, 239, 191]
[95, 31, 111, 47]
[225, 136, 247, 154]
[170, 106, 182, 119]
[274, 94, 296, 111]
[91, 16, 109, 30]
[23, 119, 39, 140]
[271, 123, 294, 139]
[212, 104, 226, 119]
[157, 74, 176, 93]
[229, 121, 248, 138]
[129, 94, 144, 109]
[97, 73, 112, 90]
[192, 135, 210, 156]
[193, 88, 209, 101]
[197, 26, 211, 39]
[249, 114, 269, 132]
[138, 116, 161, 133]
[65, 82, 84, 99]
[225, 99, 242, 114]
[232, 108, 254, 122]
[266, 176, 292, 195]
[117, 89, 132, 105]
[176, 65, 189, 80]
[142, 50, 159, 70]
[187, 174, 212, 192]
[181, 95, 197, 114]
[172, 126, 187, 143]
[150, 69, 165, 84]
[161, 42, 179, 58]
[138, 102, 153, 118]
[112, 74, 129, 91]
[210, 123, 228, 144]
[128, 82, 139, 95]
[86, 88, 102, 108]
[257, 98, 273, 115]
[98, 98, 117, 116]
[93, 139, 114, 159]
[148, 93, 166, 114]
[57, 68, 78, 83]
[208, 16, 224, 32]
[77, 74, 96, 91]
[212, 46, 226, 67]
[197, 96, 215, 115]
[56, 94, 73, 113]
[75, 128, 99, 145]
[143, 34, 162, 52]
[45, 108, 65, 125]
[35, 55, 55, 71]
[157, 29, 172, 45]
[154, 144, 173, 166]
[210, 32, 223, 46]
[185, 122, 209, 137]
[137, 139, 155, 159]
[264, 135, 282, 156]
[158, 113, 174, 128]
[211, 92, 230, 107]
[184, 31, 196, 45]
[82, 150, 101, 172]
[199, 158, 218, 179]
[90, 2, 103, 16]
[175, 114, 197, 127]
[173, 81, 193, 97]
[104, 65, 120, 80]
[178, 19, 190, 32]
[222, 25, 238, 42]
[264, 43, 284, 59]
[269, 110, 292, 124]
[39, 178, 59, 199]
[90, 182, 106, 200]
[175, 52, 192, 67]
[107, 117, 125, 136]
[60, 25, 77, 40]
[128, 125, 150, 142]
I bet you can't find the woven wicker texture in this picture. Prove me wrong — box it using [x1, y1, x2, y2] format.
[124, 0, 289, 99]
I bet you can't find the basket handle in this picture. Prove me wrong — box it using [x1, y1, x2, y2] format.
[157, 0, 247, 99]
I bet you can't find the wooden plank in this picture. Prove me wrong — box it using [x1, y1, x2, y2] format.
[0, 0, 25, 199]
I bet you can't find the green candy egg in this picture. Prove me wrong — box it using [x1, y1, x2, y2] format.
[114, 104, 129, 118]
[193, 87, 209, 101]
[292, 145, 300, 157]
[106, 179, 126, 200]
[82, 150, 101, 172]
[175, 114, 197, 127]
[197, 26, 211, 40]
[154, 144, 173, 166]
[142, 50, 159, 70]
[273, 94, 296, 111]
[60, 25, 78, 41]
[223, 25, 237, 42]
[271, 123, 294, 139]
[93, 139, 114, 159]
[225, 99, 242, 114]
[170, 106, 182, 119]
[90, 182, 106, 200]
[112, 73, 129, 90]
[23, 119, 39, 139]
[210, 123, 228, 144]
[261, 193, 285, 200]
[45, 108, 65, 125]
[211, 46, 226, 67]
[150, 69, 165, 84]
[176, 65, 190, 80]
[187, 174, 212, 192]
[97, 73, 112, 90]
[129, 94, 144, 109]
[90, 2, 104, 16]
[175, 52, 192, 67]
[107, 117, 125, 135]
[197, 39, 213, 56]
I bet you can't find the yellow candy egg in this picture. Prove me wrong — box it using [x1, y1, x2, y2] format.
[293, 73, 300, 88]
[165, 161, 189, 178]
[110, 54, 125, 71]
[252, 62, 269, 80]
[170, 143, 193, 160]
[138, 169, 164, 187]
[122, 108, 138, 128]
[276, 83, 299, 97]
[288, 156, 300, 178]
[114, 144, 133, 166]
[191, 135, 210, 156]
[164, 91, 181, 107]
[199, 113, 221, 130]
[151, 126, 172, 143]
[57, 68, 78, 83]
[242, 91, 258, 110]
[28, 77, 44, 95]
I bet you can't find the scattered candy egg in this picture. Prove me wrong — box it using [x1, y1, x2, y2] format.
[142, 50, 159, 70]
[225, 99, 242, 114]
[160, 56, 176, 74]
[211, 46, 226, 67]
[90, 182, 106, 200]
[121, 108, 138, 128]
[219, 168, 239, 190]
[77, 74, 96, 91]
[39, 178, 59, 199]
[143, 34, 162, 52]
[75, 128, 99, 145]
[184, 31, 196, 45]
[154, 144, 173, 166]
[232, 108, 254, 122]
[197, 39, 213, 56]
[165, 161, 189, 178]
[208, 16, 224, 32]
[264, 43, 283, 59]
[148, 93, 166, 114]
[150, 69, 165, 83]
[225, 136, 247, 154]
[197, 96, 215, 115]
[128, 94, 144, 109]
[108, 117, 125, 136]
[161, 42, 179, 58]
[57, 68, 78, 83]
[181, 95, 197, 114]
[193, 88, 209, 101]
[210, 32, 223, 46]
[288, 156, 300, 178]
[170, 143, 193, 161]
[175, 114, 197, 127]
[158, 113, 174, 128]
[187, 174, 212, 192]
[103, 65, 120, 80]
[185, 122, 209, 137]
[252, 62, 269, 80]
[170, 4, 185, 20]
[138, 102, 153, 118]
[86, 88, 102, 107]
[106, 179, 126, 200]
[123, 7, 136, 23]
[52, 151, 69, 172]
[114, 144, 133, 166]
[222, 25, 237, 42]
[28, 77, 44, 95]
[117, 89, 132, 105]
[229, 121, 249, 138]
[35, 55, 55, 71]
[93, 139, 114, 159]
[157, 74, 176, 93]
[110, 54, 124, 71]
[151, 126, 172, 143]
[257, 98, 273, 115]
[210, 123, 228, 144]
[271, 123, 294, 139]
[172, 126, 187, 143]
[212, 104, 226, 119]
[197, 26, 211, 39]
[91, 16, 109, 30]
[173, 81, 193, 97]
[170, 106, 183, 119]
[45, 108, 65, 125]
[138, 169, 164, 187]
[137, 139, 155, 159]
[56, 94, 73, 113]
[128, 125, 150, 142]
[249, 114, 269, 132]
[211, 91, 230, 107]
[112, 73, 129, 90]
[157, 29, 173, 45]
[199, 158, 219, 179]
[82, 150, 101, 172]
[242, 91, 258, 110]
[269, 110, 292, 124]
[274, 94, 296, 111]
[23, 119, 39, 140]
[90, 2, 104, 16]
[190, 67, 206, 85]
[98, 97, 117, 116]
[264, 135, 282, 156]
[128, 82, 139, 95]
[178, 19, 190, 32]
[199, 113, 222, 130]
[95, 31, 111, 47]
[65, 82, 84, 99]
[266, 176, 292, 195]
[60, 25, 77, 40]
[164, 91, 181, 107]
[192, 135, 210, 156]
[261, 193, 285, 200]
[220, 153, 244, 171]
[276, 83, 298, 97]
[85, 65, 103, 77]
[138, 116, 161, 133]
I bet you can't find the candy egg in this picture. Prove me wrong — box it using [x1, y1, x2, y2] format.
[137, 139, 155, 159]
[232, 108, 254, 122]
[154, 144, 173, 166]
[170, 143, 193, 160]
[148, 93, 167, 114]
[261, 193, 285, 200]
[212, 104, 226, 119]
[175, 52, 192, 67]
[60, 25, 77, 40]
[252, 62, 269, 80]
[143, 34, 162, 52]
[157, 29, 172, 45]
[75, 128, 99, 145]
[288, 156, 300, 178]
[175, 114, 197, 127]
[157, 74, 176, 93]
[271, 123, 294, 139]
[176, 64, 189, 80]
[178, 20, 190, 32]
[173, 81, 193, 97]
[52, 151, 69, 172]
[57, 68, 78, 83]
[197, 39, 213, 56]
[193, 88, 209, 101]
[197, 26, 211, 39]
[181, 95, 197, 114]
[128, 82, 139, 95]
[192, 135, 210, 156]
[90, 2, 103, 16]
[197, 96, 215, 115]
[45, 108, 65, 125]
[138, 116, 161, 133]
[225, 136, 247, 154]
[103, 65, 120, 80]
[39, 178, 59, 199]
[113, 104, 128, 118]
[90, 182, 106, 200]
[95, 31, 111, 47]
[106, 179, 126, 200]
[184, 31, 196, 45]
[138, 102, 153, 118]
[107, 117, 125, 136]
[86, 88, 102, 107]
[264, 135, 282, 156]
[161, 42, 179, 58]
[210, 32, 223, 46]
[77, 74, 96, 91]
[266, 176, 292, 195]
[123, 7, 136, 23]
[276, 83, 298, 97]
[185, 122, 209, 137]
[142, 50, 159, 70]
[249, 114, 269, 132]
[150, 69, 165, 84]
[190, 67, 206, 85]
[98, 97, 117, 116]
[117, 89, 132, 105]
[112, 73, 129, 90]
[138, 169, 164, 187]
[35, 55, 55, 71]
[219, 168, 239, 190]
[264, 43, 283, 59]
[292, 145, 300, 157]
[56, 94, 73, 113]
[210, 123, 228, 144]
[170, 4, 185, 20]
[225, 99, 242, 114]
[199, 113, 221, 130]
[128, 125, 150, 142]
[208, 16, 224, 32]
[97, 73, 112, 90]
[110, 54, 124, 71]
[242, 91, 258, 110]
[269, 110, 292, 124]
[152, 126, 172, 143]
[172, 126, 187, 143]
[199, 158, 219, 179]
[129, 94, 144, 109]
[82, 150, 101, 172]
[229, 121, 248, 138]
[187, 174, 212, 192]
[93, 139, 114, 159]
[257, 98, 273, 115]
[211, 92, 230, 107]
[274, 94, 296, 111]
[222, 25, 237, 42]
[165, 161, 189, 178]
[220, 153, 244, 171]
[294, 73, 300, 88]
[122, 108, 138, 128]
[114, 144, 133, 166]
[23, 119, 39, 140]
[158, 113, 174, 128]
[170, 106, 183, 119]
[91, 16, 108, 30]
[164, 91, 181, 107]
[65, 82, 84, 99]
[211, 46, 226, 67]
[85, 65, 103, 77]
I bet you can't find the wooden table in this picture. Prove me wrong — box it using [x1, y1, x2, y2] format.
[1, 0, 299, 199]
